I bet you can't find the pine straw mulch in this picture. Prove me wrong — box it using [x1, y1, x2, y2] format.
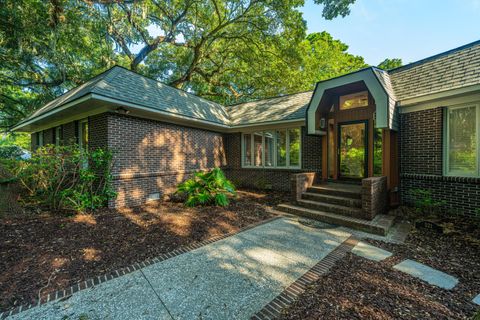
[280, 212, 480, 320]
[0, 189, 284, 313]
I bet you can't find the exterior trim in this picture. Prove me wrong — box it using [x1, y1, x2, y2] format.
[398, 84, 480, 108]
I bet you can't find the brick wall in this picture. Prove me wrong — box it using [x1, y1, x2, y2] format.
[400, 107, 443, 175]
[400, 107, 480, 217]
[224, 127, 322, 191]
[107, 113, 227, 207]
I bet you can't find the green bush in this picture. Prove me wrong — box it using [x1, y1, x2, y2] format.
[0, 145, 26, 160]
[408, 188, 446, 215]
[4, 144, 116, 212]
[176, 168, 236, 207]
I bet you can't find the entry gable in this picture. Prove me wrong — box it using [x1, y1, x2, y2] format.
[306, 67, 397, 135]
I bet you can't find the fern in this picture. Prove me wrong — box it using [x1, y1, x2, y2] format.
[176, 168, 236, 207]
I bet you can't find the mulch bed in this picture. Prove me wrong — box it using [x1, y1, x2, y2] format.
[280, 212, 480, 320]
[0, 189, 284, 312]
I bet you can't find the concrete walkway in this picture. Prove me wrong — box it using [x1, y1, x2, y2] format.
[8, 217, 351, 320]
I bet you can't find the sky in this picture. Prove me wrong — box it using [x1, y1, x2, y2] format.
[300, 0, 480, 66]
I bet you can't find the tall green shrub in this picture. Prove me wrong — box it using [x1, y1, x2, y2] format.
[176, 168, 236, 207]
[4, 144, 116, 212]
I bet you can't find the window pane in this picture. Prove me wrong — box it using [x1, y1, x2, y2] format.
[327, 119, 335, 179]
[340, 91, 369, 110]
[448, 106, 477, 174]
[276, 130, 287, 167]
[81, 121, 89, 150]
[253, 132, 263, 166]
[264, 131, 274, 167]
[373, 128, 383, 176]
[243, 134, 251, 166]
[289, 128, 300, 167]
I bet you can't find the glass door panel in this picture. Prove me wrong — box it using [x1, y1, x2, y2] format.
[338, 122, 367, 179]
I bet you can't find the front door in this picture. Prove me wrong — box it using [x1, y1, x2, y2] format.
[338, 121, 368, 179]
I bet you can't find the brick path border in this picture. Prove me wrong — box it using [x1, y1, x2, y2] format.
[251, 235, 360, 320]
[0, 215, 282, 319]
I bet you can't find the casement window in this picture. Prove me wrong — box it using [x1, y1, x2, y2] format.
[54, 126, 62, 146]
[339, 91, 369, 110]
[444, 104, 480, 177]
[78, 119, 89, 150]
[242, 128, 301, 168]
[37, 131, 44, 147]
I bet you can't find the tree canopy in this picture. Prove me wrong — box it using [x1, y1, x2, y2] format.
[1, 0, 376, 134]
[377, 58, 403, 70]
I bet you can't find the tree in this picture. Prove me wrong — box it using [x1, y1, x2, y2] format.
[377, 58, 402, 70]
[314, 0, 356, 19]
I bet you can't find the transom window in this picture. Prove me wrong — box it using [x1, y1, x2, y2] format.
[444, 104, 479, 177]
[242, 128, 301, 168]
[339, 91, 369, 110]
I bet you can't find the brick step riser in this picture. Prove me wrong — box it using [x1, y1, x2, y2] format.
[277, 205, 386, 236]
[297, 200, 364, 219]
[301, 193, 362, 208]
[306, 188, 361, 199]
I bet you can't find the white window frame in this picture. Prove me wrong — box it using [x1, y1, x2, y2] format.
[78, 119, 88, 150]
[37, 131, 44, 147]
[443, 103, 480, 177]
[55, 126, 62, 146]
[241, 127, 302, 169]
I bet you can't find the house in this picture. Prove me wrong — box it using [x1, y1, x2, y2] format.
[12, 40, 480, 221]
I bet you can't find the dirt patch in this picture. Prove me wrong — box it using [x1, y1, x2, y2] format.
[0, 189, 284, 312]
[281, 214, 480, 320]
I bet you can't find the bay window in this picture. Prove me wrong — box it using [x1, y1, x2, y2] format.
[444, 104, 479, 177]
[242, 128, 301, 168]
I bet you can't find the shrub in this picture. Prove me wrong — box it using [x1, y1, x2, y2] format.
[0, 145, 26, 160]
[176, 168, 236, 207]
[408, 188, 446, 215]
[4, 144, 116, 212]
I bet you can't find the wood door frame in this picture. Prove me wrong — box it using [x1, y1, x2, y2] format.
[337, 120, 369, 180]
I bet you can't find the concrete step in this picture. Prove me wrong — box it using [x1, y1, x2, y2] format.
[297, 199, 364, 218]
[301, 192, 362, 208]
[277, 204, 395, 236]
[306, 185, 361, 199]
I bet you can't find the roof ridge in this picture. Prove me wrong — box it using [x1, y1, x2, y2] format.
[388, 39, 480, 73]
[226, 90, 314, 107]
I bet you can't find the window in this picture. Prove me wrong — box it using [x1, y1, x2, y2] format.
[55, 126, 62, 146]
[445, 105, 479, 177]
[78, 119, 89, 150]
[339, 91, 369, 110]
[373, 128, 383, 176]
[242, 128, 301, 168]
[37, 131, 44, 147]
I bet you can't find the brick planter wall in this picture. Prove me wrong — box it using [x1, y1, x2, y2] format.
[362, 176, 387, 219]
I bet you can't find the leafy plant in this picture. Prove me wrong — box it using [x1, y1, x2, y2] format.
[176, 168, 236, 207]
[408, 188, 446, 215]
[0, 145, 26, 160]
[4, 144, 116, 212]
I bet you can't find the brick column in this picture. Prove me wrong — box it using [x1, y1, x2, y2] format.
[291, 172, 316, 202]
[362, 176, 387, 219]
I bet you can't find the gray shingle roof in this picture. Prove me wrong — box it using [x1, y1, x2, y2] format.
[226, 91, 313, 125]
[389, 40, 480, 100]
[18, 40, 480, 130]
[20, 66, 230, 126]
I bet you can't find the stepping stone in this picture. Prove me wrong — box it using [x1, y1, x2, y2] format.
[352, 241, 392, 261]
[393, 259, 458, 290]
[473, 294, 480, 305]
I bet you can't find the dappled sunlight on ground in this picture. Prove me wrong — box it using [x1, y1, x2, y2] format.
[82, 248, 102, 262]
[72, 214, 96, 225]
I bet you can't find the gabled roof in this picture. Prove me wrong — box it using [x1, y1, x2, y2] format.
[389, 40, 480, 101]
[17, 66, 230, 128]
[226, 91, 312, 126]
[13, 40, 480, 132]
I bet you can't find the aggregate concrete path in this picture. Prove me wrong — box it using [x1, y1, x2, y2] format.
[8, 217, 351, 320]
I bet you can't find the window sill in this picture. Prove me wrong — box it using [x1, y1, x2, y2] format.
[241, 166, 302, 171]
